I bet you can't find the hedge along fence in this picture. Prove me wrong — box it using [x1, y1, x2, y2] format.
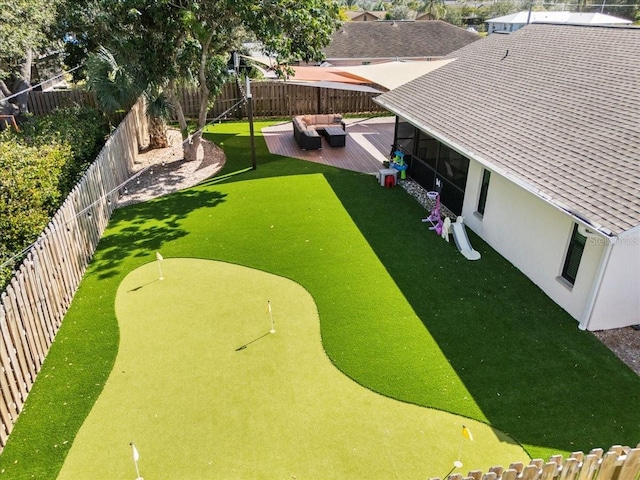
[28, 80, 385, 119]
[0, 97, 148, 451]
[431, 445, 640, 480]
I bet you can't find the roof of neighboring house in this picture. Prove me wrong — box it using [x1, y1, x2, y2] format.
[487, 10, 632, 25]
[345, 10, 387, 21]
[374, 24, 640, 235]
[323, 21, 480, 60]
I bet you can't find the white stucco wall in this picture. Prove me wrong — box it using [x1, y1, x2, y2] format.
[461, 160, 605, 323]
[585, 233, 640, 330]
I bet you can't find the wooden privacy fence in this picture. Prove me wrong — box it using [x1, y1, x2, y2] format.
[431, 445, 640, 480]
[28, 80, 384, 118]
[28, 90, 98, 116]
[178, 80, 385, 118]
[0, 97, 148, 451]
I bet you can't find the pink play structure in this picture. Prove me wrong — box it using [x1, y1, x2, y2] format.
[422, 191, 444, 235]
[421, 186, 480, 260]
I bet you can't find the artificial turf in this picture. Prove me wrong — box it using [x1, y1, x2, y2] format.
[57, 259, 525, 479]
[0, 120, 638, 479]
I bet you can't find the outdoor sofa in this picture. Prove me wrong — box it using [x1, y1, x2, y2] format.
[292, 114, 346, 150]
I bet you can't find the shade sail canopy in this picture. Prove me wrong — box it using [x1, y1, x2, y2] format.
[336, 59, 456, 90]
[288, 65, 371, 84]
[251, 60, 455, 93]
[284, 80, 382, 93]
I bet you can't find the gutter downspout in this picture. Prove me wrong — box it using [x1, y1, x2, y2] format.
[578, 237, 615, 331]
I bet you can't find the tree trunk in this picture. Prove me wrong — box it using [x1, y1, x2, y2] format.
[184, 31, 215, 162]
[13, 49, 33, 114]
[0, 82, 18, 116]
[167, 79, 190, 160]
[148, 116, 169, 149]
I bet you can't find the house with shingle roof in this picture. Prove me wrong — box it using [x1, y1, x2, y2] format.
[374, 23, 640, 331]
[344, 10, 387, 22]
[486, 11, 632, 34]
[321, 20, 480, 67]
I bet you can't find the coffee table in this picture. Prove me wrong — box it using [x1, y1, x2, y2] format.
[322, 126, 347, 147]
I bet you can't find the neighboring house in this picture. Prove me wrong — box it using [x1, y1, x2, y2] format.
[373, 24, 640, 331]
[415, 12, 437, 21]
[486, 11, 632, 34]
[345, 10, 387, 21]
[321, 20, 479, 67]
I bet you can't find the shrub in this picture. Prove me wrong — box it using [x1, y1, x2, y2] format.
[0, 104, 108, 289]
[0, 135, 72, 287]
[20, 104, 109, 196]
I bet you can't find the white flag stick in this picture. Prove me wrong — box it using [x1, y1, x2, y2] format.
[156, 251, 164, 280]
[130, 442, 143, 479]
[457, 426, 473, 465]
[267, 300, 275, 333]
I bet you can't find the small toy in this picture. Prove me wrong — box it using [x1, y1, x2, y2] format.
[390, 150, 407, 180]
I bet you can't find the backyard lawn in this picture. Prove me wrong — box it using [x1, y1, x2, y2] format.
[0, 120, 638, 479]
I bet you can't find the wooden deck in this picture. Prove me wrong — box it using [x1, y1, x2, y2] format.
[262, 117, 395, 175]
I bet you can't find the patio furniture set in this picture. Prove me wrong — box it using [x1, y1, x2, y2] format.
[292, 114, 347, 149]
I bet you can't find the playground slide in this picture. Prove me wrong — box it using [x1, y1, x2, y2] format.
[451, 218, 481, 261]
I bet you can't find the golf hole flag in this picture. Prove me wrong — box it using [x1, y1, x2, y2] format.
[156, 251, 164, 280]
[130, 442, 142, 479]
[267, 300, 275, 333]
[462, 425, 473, 441]
[131, 443, 140, 461]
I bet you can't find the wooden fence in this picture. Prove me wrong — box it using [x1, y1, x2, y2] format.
[431, 445, 640, 480]
[28, 89, 98, 116]
[0, 98, 147, 451]
[28, 80, 385, 118]
[178, 80, 384, 118]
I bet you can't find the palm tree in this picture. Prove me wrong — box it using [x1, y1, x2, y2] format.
[86, 47, 170, 149]
[144, 87, 172, 149]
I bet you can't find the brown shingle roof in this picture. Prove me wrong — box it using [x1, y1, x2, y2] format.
[323, 20, 480, 60]
[375, 23, 640, 235]
[345, 10, 387, 21]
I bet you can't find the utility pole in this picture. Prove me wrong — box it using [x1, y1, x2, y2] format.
[246, 76, 257, 170]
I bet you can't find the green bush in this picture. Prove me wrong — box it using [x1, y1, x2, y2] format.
[20, 104, 109, 196]
[0, 135, 71, 286]
[0, 104, 109, 290]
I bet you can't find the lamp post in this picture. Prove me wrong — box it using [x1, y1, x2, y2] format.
[246, 76, 257, 170]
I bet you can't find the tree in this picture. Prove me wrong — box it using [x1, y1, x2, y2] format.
[85, 46, 171, 148]
[58, 0, 341, 161]
[420, 0, 446, 20]
[388, 4, 413, 18]
[0, 0, 63, 116]
[444, 7, 463, 26]
[480, 0, 518, 20]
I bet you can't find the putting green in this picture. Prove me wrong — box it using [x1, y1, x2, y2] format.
[58, 259, 526, 479]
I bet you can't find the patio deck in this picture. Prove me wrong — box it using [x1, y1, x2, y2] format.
[262, 116, 395, 174]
